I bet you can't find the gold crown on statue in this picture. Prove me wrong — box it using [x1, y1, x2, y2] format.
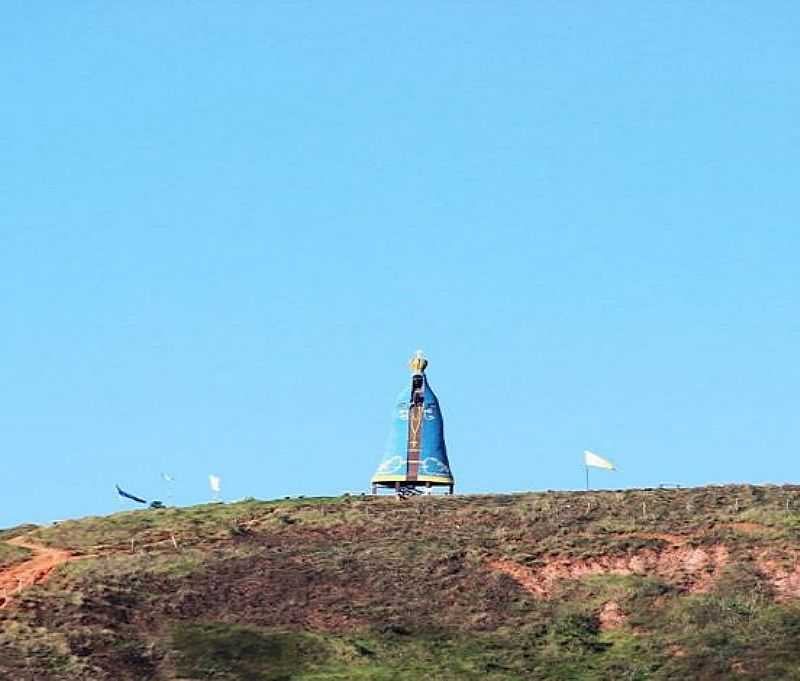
[409, 350, 428, 375]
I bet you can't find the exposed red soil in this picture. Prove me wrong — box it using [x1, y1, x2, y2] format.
[0, 536, 76, 609]
[729, 522, 766, 535]
[756, 555, 800, 600]
[488, 523, 800, 604]
[489, 542, 730, 598]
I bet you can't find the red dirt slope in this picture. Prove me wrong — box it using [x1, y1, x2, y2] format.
[0, 536, 74, 609]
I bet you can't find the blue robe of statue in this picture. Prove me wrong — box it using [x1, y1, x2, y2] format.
[371, 373, 454, 486]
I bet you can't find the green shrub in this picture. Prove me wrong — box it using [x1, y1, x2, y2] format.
[171, 623, 325, 680]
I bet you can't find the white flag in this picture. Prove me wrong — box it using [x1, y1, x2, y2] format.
[161, 472, 174, 482]
[209, 474, 221, 493]
[584, 450, 616, 470]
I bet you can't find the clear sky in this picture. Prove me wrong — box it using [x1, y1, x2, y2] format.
[2, 3, 799, 527]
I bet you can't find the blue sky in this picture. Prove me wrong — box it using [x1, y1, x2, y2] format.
[2, 3, 799, 526]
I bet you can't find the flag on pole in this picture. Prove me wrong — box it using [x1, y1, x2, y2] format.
[161, 473, 174, 482]
[583, 450, 616, 470]
[209, 475, 221, 493]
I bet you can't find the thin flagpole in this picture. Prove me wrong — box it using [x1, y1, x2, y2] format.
[585, 465, 589, 491]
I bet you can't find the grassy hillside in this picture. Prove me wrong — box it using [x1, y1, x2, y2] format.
[0, 525, 35, 569]
[3, 485, 800, 680]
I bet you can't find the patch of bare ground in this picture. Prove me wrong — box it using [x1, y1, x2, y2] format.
[728, 522, 766, 535]
[0, 536, 78, 609]
[489, 521, 800, 602]
[597, 600, 625, 630]
[488, 542, 730, 597]
[756, 555, 800, 600]
[487, 559, 549, 597]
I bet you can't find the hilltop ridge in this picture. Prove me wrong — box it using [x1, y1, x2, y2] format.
[3, 485, 800, 680]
